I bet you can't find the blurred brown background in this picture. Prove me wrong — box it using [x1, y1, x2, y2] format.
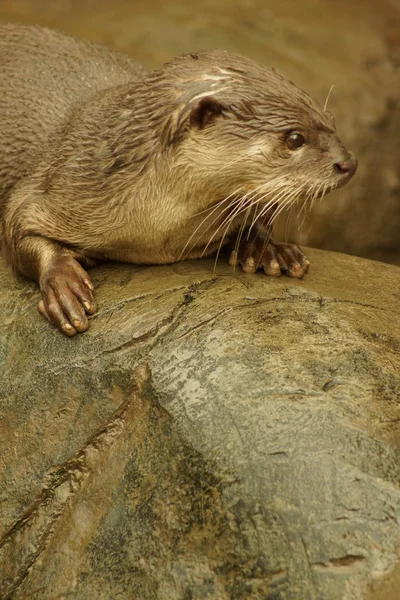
[1, 0, 399, 264]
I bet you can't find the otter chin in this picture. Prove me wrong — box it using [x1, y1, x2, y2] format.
[0, 24, 357, 336]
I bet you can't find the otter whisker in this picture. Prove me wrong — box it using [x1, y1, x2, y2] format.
[255, 186, 298, 231]
[233, 204, 256, 267]
[191, 188, 242, 218]
[246, 196, 279, 235]
[310, 182, 325, 210]
[304, 210, 317, 240]
[324, 84, 335, 113]
[210, 188, 258, 234]
[302, 182, 323, 238]
[242, 188, 288, 237]
[245, 200, 283, 249]
[298, 196, 309, 233]
[254, 191, 302, 270]
[215, 205, 252, 273]
[188, 190, 256, 261]
[202, 192, 257, 257]
[211, 185, 271, 237]
[298, 190, 314, 232]
[179, 188, 245, 260]
[201, 184, 273, 260]
[284, 202, 293, 243]
[246, 182, 294, 234]
[267, 189, 300, 230]
[311, 181, 322, 201]
[206, 203, 247, 263]
[249, 190, 299, 269]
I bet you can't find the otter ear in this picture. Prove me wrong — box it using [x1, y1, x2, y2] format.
[190, 96, 226, 129]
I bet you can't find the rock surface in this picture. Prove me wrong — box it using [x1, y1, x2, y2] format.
[1, 250, 400, 599]
[0, 0, 399, 263]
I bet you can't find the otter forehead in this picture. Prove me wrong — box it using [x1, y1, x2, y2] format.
[164, 49, 334, 132]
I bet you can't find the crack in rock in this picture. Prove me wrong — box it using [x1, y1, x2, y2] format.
[0, 364, 151, 600]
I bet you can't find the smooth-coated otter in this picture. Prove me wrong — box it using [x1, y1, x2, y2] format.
[0, 24, 357, 336]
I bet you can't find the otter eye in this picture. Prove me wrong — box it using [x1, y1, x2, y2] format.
[286, 132, 306, 150]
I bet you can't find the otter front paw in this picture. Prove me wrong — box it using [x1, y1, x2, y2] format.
[229, 238, 310, 279]
[38, 256, 96, 336]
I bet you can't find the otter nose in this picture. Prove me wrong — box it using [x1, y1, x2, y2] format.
[334, 155, 358, 178]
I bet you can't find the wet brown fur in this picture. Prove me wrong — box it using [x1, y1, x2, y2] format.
[0, 25, 355, 302]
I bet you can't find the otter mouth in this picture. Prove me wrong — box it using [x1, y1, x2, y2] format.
[301, 166, 357, 201]
[333, 172, 356, 191]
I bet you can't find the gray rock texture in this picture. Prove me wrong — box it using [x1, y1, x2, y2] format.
[1, 249, 400, 599]
[0, 0, 399, 264]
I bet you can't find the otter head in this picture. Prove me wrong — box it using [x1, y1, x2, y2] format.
[156, 50, 357, 222]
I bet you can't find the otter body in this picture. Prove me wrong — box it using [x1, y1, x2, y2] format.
[0, 24, 357, 335]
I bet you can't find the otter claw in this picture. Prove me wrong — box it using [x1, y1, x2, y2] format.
[229, 250, 238, 266]
[231, 238, 309, 279]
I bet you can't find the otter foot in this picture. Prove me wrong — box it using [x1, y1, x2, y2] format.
[37, 255, 96, 336]
[229, 238, 310, 278]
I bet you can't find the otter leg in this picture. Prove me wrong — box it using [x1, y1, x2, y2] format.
[229, 235, 310, 279]
[38, 251, 97, 336]
[10, 236, 96, 336]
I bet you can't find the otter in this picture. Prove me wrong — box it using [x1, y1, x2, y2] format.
[0, 24, 357, 336]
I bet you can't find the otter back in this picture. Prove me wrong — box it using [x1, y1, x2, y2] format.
[0, 24, 147, 205]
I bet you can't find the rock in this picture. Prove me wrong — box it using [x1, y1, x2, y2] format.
[1, 249, 400, 599]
